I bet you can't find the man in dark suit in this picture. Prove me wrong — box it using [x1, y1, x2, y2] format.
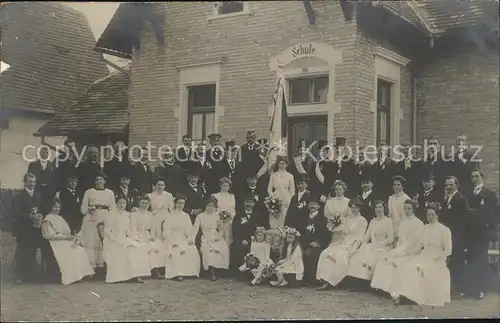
[440, 176, 468, 295]
[394, 143, 422, 199]
[153, 150, 185, 195]
[230, 198, 269, 274]
[235, 131, 265, 192]
[175, 134, 196, 176]
[357, 176, 376, 223]
[422, 136, 449, 194]
[113, 172, 138, 212]
[372, 141, 397, 203]
[131, 147, 153, 194]
[285, 174, 311, 230]
[236, 174, 267, 216]
[333, 137, 358, 199]
[462, 169, 499, 300]
[353, 146, 375, 198]
[27, 146, 56, 214]
[223, 140, 237, 182]
[300, 198, 330, 286]
[56, 172, 83, 234]
[77, 146, 104, 196]
[103, 141, 131, 192]
[12, 173, 44, 283]
[53, 139, 79, 193]
[415, 174, 443, 223]
[180, 172, 208, 223]
[449, 134, 481, 199]
[205, 133, 227, 194]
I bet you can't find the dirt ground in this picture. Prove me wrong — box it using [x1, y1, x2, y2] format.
[1, 231, 498, 321]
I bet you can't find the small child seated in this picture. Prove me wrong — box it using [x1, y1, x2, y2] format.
[270, 227, 304, 288]
[238, 227, 274, 286]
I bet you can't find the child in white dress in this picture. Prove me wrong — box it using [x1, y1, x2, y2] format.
[271, 227, 304, 287]
[238, 227, 274, 286]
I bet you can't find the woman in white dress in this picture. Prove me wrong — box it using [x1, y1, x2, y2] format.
[370, 199, 425, 302]
[267, 156, 295, 229]
[316, 199, 368, 290]
[324, 180, 350, 224]
[213, 177, 236, 245]
[103, 195, 151, 283]
[129, 194, 166, 279]
[388, 176, 410, 237]
[164, 194, 201, 281]
[148, 178, 174, 239]
[271, 227, 304, 287]
[79, 172, 115, 274]
[41, 198, 94, 285]
[191, 197, 230, 281]
[348, 200, 394, 281]
[392, 202, 452, 306]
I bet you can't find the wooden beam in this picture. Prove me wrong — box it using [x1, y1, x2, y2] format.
[302, 0, 316, 25]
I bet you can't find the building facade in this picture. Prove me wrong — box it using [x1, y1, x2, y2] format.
[95, 1, 499, 188]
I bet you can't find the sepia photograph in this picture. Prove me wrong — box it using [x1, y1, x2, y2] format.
[0, 1, 499, 321]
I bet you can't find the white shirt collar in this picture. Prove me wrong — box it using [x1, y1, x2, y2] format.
[362, 189, 372, 199]
[448, 190, 458, 201]
[309, 211, 318, 218]
[297, 190, 305, 198]
[474, 184, 484, 194]
[25, 188, 34, 196]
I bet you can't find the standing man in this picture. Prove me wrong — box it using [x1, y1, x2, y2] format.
[131, 146, 153, 194]
[394, 143, 422, 199]
[28, 146, 56, 214]
[205, 133, 226, 194]
[113, 172, 138, 212]
[56, 171, 83, 234]
[357, 176, 376, 223]
[440, 176, 468, 296]
[12, 173, 44, 284]
[176, 134, 195, 176]
[223, 139, 238, 182]
[463, 169, 498, 299]
[354, 146, 375, 198]
[415, 174, 443, 223]
[422, 136, 448, 194]
[332, 137, 357, 198]
[180, 171, 208, 223]
[372, 141, 397, 202]
[315, 143, 335, 202]
[153, 150, 185, 195]
[104, 141, 130, 191]
[77, 146, 104, 195]
[450, 134, 480, 199]
[53, 139, 78, 193]
[235, 131, 264, 187]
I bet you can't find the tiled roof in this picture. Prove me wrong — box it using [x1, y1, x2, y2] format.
[36, 65, 130, 136]
[0, 3, 108, 114]
[376, 0, 499, 35]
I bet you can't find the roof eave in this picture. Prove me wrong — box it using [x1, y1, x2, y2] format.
[94, 46, 132, 60]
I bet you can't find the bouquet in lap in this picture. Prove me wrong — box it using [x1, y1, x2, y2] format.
[239, 227, 276, 285]
[265, 196, 282, 220]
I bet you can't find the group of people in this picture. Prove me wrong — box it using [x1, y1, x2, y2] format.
[11, 131, 498, 308]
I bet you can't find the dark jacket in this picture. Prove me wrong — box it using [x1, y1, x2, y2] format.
[440, 191, 468, 246]
[153, 162, 185, 195]
[236, 184, 268, 215]
[285, 190, 311, 230]
[235, 143, 264, 180]
[27, 160, 56, 195]
[104, 156, 131, 191]
[180, 183, 208, 221]
[57, 187, 83, 234]
[357, 190, 377, 223]
[232, 208, 269, 246]
[332, 157, 358, 199]
[394, 159, 423, 198]
[131, 162, 153, 194]
[415, 187, 443, 223]
[372, 158, 397, 202]
[467, 187, 498, 243]
[77, 160, 104, 195]
[300, 211, 330, 251]
[11, 189, 43, 241]
[113, 186, 139, 212]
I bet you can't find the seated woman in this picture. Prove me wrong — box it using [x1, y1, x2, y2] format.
[392, 202, 452, 306]
[148, 177, 174, 240]
[103, 195, 151, 283]
[271, 227, 304, 287]
[164, 194, 201, 281]
[348, 200, 394, 281]
[324, 180, 350, 225]
[316, 199, 368, 290]
[212, 177, 236, 246]
[130, 194, 167, 279]
[191, 197, 230, 281]
[41, 198, 94, 285]
[370, 199, 425, 303]
[79, 172, 116, 274]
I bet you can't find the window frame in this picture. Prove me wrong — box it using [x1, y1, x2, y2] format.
[186, 84, 217, 143]
[376, 78, 393, 146]
[210, 1, 250, 20]
[288, 75, 329, 106]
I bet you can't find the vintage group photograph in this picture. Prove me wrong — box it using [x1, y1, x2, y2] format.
[1, 1, 499, 321]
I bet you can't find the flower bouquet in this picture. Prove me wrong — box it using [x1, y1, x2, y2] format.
[244, 253, 261, 270]
[264, 196, 282, 219]
[260, 263, 276, 279]
[326, 214, 342, 232]
[218, 210, 232, 223]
